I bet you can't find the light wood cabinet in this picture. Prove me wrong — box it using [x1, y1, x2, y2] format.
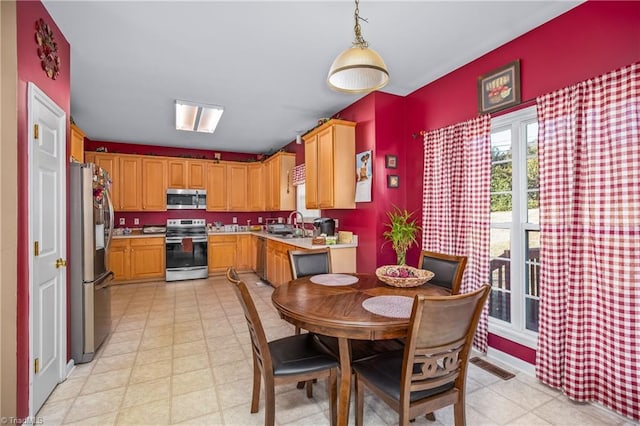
[109, 237, 165, 282]
[247, 163, 265, 211]
[168, 159, 207, 189]
[304, 119, 356, 209]
[108, 239, 130, 281]
[188, 161, 207, 189]
[70, 124, 85, 163]
[91, 153, 121, 210]
[227, 163, 248, 211]
[167, 159, 187, 188]
[142, 157, 167, 211]
[119, 155, 143, 211]
[130, 237, 165, 279]
[208, 235, 237, 272]
[250, 235, 258, 271]
[266, 239, 296, 287]
[236, 234, 252, 271]
[206, 163, 227, 211]
[264, 152, 296, 211]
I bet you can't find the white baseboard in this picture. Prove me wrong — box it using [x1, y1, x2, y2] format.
[65, 359, 75, 379]
[486, 347, 536, 377]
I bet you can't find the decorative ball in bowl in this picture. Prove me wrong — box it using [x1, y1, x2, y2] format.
[375, 265, 435, 288]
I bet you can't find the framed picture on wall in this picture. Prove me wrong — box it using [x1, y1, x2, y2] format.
[387, 175, 399, 188]
[477, 60, 521, 114]
[385, 155, 397, 169]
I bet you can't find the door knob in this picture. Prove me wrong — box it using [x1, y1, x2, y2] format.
[55, 258, 67, 268]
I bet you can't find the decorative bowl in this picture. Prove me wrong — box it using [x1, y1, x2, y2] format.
[375, 265, 434, 288]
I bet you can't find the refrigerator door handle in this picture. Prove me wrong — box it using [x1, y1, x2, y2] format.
[105, 189, 114, 250]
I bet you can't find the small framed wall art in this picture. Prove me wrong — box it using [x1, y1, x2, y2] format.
[477, 60, 521, 114]
[387, 175, 399, 188]
[385, 154, 397, 169]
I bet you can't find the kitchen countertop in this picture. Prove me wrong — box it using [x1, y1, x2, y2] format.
[112, 229, 358, 249]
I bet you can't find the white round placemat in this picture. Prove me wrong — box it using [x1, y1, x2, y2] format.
[309, 274, 359, 286]
[362, 295, 414, 318]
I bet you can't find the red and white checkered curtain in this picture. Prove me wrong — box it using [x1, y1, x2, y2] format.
[422, 115, 492, 351]
[536, 63, 640, 421]
[292, 164, 305, 186]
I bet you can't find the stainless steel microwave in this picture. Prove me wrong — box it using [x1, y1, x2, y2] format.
[166, 189, 206, 209]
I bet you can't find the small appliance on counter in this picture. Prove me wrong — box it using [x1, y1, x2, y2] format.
[267, 223, 294, 235]
[143, 224, 166, 234]
[313, 218, 336, 236]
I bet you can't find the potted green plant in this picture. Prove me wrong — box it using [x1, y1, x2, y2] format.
[383, 206, 421, 265]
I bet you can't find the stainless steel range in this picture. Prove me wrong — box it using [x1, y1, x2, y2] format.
[165, 219, 208, 281]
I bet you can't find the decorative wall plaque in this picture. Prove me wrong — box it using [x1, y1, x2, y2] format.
[35, 18, 61, 80]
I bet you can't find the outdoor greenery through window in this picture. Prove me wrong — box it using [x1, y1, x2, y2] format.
[489, 106, 540, 347]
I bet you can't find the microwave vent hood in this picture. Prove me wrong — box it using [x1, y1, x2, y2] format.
[166, 188, 206, 210]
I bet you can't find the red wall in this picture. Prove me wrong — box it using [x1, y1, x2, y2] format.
[84, 139, 259, 162]
[16, 1, 71, 418]
[315, 1, 640, 362]
[405, 0, 640, 222]
[401, 0, 640, 362]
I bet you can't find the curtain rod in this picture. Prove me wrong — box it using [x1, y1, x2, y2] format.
[411, 98, 537, 139]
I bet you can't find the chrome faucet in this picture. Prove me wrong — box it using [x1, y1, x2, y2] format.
[288, 210, 304, 235]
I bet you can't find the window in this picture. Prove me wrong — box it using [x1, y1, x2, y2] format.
[489, 106, 540, 349]
[296, 183, 320, 222]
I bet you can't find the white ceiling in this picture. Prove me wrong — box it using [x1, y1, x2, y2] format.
[43, 0, 581, 154]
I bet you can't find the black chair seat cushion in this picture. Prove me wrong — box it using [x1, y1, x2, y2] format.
[269, 333, 338, 377]
[352, 350, 455, 402]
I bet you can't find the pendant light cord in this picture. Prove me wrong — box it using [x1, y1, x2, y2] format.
[353, 0, 368, 48]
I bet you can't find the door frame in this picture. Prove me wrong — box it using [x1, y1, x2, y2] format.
[27, 82, 68, 416]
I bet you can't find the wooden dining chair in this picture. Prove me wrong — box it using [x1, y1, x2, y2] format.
[225, 267, 338, 426]
[352, 285, 490, 426]
[288, 248, 332, 335]
[288, 248, 333, 392]
[418, 250, 468, 295]
[288, 248, 332, 280]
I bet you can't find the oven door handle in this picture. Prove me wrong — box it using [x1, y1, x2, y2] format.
[166, 237, 208, 244]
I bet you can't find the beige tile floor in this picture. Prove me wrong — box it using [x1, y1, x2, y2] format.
[37, 273, 635, 425]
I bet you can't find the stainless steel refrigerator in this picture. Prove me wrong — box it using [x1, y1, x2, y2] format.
[69, 162, 114, 363]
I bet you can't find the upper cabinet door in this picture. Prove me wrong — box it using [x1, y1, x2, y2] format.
[317, 126, 335, 208]
[206, 162, 227, 211]
[188, 161, 207, 189]
[247, 163, 265, 211]
[264, 152, 295, 211]
[142, 157, 167, 211]
[227, 163, 248, 211]
[303, 119, 356, 209]
[167, 159, 187, 188]
[304, 136, 319, 209]
[119, 156, 143, 211]
[93, 153, 121, 211]
[70, 124, 85, 163]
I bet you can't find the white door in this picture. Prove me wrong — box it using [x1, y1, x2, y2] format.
[28, 83, 67, 414]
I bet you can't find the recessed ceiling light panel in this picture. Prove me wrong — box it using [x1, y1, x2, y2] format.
[175, 100, 224, 133]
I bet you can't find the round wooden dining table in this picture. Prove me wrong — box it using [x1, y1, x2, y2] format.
[271, 273, 449, 426]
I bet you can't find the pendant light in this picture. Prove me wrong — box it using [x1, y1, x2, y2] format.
[327, 0, 389, 94]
